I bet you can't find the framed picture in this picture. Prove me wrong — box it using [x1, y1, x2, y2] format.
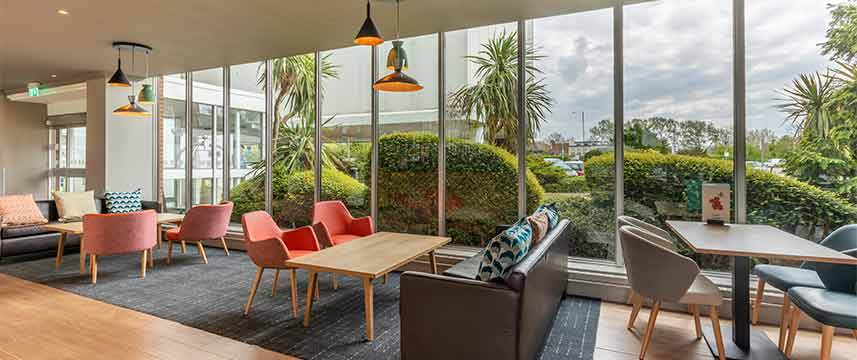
[702, 183, 730, 224]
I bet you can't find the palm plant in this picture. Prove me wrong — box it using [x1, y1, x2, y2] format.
[776, 71, 836, 139]
[449, 31, 553, 153]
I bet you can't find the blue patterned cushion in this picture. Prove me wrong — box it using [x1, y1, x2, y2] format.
[104, 189, 143, 214]
[476, 218, 533, 282]
[533, 203, 560, 229]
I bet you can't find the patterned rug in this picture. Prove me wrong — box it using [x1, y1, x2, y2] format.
[0, 247, 599, 360]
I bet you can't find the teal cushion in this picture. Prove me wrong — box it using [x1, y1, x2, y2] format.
[533, 203, 559, 229]
[476, 218, 533, 282]
[753, 264, 824, 292]
[104, 189, 143, 213]
[788, 287, 857, 329]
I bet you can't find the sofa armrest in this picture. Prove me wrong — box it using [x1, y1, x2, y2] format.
[400, 272, 520, 360]
[141, 201, 160, 212]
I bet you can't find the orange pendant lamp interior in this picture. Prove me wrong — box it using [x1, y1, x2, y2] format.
[372, 0, 422, 92]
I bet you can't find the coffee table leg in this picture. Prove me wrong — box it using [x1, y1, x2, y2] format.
[303, 271, 318, 327]
[79, 235, 87, 274]
[429, 250, 438, 274]
[363, 277, 374, 341]
[55, 233, 66, 269]
[156, 224, 162, 248]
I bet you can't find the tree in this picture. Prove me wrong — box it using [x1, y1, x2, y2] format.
[776, 71, 836, 139]
[820, 1, 857, 64]
[677, 120, 718, 153]
[747, 128, 776, 161]
[546, 132, 565, 144]
[589, 119, 614, 143]
[450, 31, 553, 153]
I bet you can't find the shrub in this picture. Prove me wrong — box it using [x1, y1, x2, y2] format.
[544, 176, 588, 193]
[554, 194, 613, 259]
[527, 155, 567, 186]
[375, 132, 544, 246]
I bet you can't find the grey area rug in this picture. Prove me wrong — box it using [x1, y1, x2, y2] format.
[0, 247, 599, 360]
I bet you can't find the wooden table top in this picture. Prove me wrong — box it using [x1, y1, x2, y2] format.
[666, 221, 857, 265]
[156, 213, 184, 224]
[285, 232, 451, 278]
[39, 213, 184, 234]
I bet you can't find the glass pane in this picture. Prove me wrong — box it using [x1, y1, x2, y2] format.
[624, 0, 734, 270]
[191, 68, 223, 205]
[228, 61, 267, 224]
[161, 74, 187, 213]
[320, 46, 371, 217]
[531, 8, 616, 259]
[58, 128, 68, 167]
[271, 53, 317, 228]
[377, 34, 439, 235]
[746, 2, 853, 263]
[444, 23, 521, 247]
[68, 127, 86, 168]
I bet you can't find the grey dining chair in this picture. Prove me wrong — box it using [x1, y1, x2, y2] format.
[619, 225, 726, 360]
[617, 215, 678, 305]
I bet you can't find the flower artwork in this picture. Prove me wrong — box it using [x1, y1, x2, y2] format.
[702, 183, 730, 224]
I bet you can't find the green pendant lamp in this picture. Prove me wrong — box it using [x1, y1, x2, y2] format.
[112, 42, 153, 117]
[354, 1, 383, 46]
[385, 40, 408, 71]
[373, 0, 422, 92]
[137, 48, 155, 104]
[107, 47, 131, 87]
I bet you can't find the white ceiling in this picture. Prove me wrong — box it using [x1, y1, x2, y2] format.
[0, 0, 635, 92]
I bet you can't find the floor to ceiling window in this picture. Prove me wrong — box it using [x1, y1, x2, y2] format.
[191, 68, 224, 205]
[161, 74, 187, 212]
[227, 62, 266, 224]
[50, 126, 86, 192]
[377, 34, 439, 235]
[530, 8, 615, 259]
[320, 46, 371, 217]
[624, 0, 734, 269]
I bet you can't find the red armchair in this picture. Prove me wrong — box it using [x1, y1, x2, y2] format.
[165, 201, 233, 265]
[311, 200, 374, 287]
[241, 210, 321, 316]
[82, 210, 157, 284]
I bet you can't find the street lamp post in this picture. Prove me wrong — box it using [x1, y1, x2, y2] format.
[572, 111, 586, 142]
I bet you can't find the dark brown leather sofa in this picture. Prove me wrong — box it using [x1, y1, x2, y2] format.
[0, 199, 159, 260]
[400, 219, 570, 360]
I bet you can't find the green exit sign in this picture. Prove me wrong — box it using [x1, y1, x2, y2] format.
[28, 87, 40, 97]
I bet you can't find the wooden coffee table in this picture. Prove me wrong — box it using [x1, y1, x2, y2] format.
[286, 231, 451, 341]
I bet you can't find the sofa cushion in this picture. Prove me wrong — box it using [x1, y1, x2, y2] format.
[443, 250, 484, 279]
[527, 212, 550, 245]
[533, 203, 559, 229]
[1, 223, 52, 238]
[788, 287, 857, 329]
[52, 191, 98, 221]
[104, 189, 143, 213]
[477, 218, 532, 282]
[0, 194, 49, 226]
[753, 264, 824, 292]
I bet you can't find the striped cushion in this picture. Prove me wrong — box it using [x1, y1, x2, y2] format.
[476, 218, 533, 282]
[104, 189, 143, 213]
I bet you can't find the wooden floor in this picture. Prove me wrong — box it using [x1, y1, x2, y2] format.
[0, 273, 853, 359]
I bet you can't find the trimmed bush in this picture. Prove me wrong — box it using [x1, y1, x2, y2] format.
[554, 194, 613, 259]
[544, 176, 588, 193]
[375, 133, 544, 246]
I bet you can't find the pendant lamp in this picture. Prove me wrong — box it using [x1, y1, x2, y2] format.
[111, 42, 153, 117]
[354, 1, 383, 46]
[385, 40, 408, 71]
[107, 47, 131, 87]
[373, 0, 422, 92]
[137, 48, 155, 104]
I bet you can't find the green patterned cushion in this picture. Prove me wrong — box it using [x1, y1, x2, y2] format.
[533, 203, 560, 229]
[476, 218, 533, 282]
[104, 189, 143, 213]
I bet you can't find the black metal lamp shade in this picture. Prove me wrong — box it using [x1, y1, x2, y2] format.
[354, 2, 383, 46]
[108, 59, 131, 87]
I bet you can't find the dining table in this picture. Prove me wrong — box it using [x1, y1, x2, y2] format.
[666, 221, 857, 360]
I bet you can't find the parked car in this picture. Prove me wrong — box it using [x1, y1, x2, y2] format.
[544, 158, 578, 177]
[747, 161, 764, 170]
[564, 161, 585, 176]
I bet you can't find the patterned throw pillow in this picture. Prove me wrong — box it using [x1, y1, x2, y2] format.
[104, 189, 143, 213]
[476, 218, 533, 282]
[527, 211, 550, 245]
[533, 203, 560, 229]
[0, 194, 48, 226]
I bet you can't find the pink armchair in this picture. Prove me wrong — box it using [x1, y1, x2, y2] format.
[312, 201, 375, 288]
[82, 210, 157, 284]
[241, 210, 322, 316]
[165, 201, 233, 265]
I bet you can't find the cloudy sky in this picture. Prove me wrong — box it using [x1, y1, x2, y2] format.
[532, 0, 838, 141]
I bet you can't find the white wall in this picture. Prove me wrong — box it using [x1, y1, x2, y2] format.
[47, 99, 86, 116]
[0, 97, 49, 198]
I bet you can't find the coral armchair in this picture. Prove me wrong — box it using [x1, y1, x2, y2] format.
[241, 210, 321, 316]
[83, 210, 157, 284]
[312, 200, 374, 287]
[165, 201, 233, 265]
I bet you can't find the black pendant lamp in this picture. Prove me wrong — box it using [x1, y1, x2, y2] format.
[354, 1, 383, 46]
[112, 42, 153, 117]
[107, 47, 131, 87]
[373, 0, 422, 92]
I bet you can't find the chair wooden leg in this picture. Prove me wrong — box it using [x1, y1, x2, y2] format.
[852, 329, 857, 340]
[639, 300, 662, 359]
[626, 288, 637, 304]
[691, 304, 703, 339]
[220, 237, 230, 256]
[90, 255, 98, 284]
[627, 293, 644, 330]
[785, 307, 802, 357]
[244, 267, 264, 316]
[272, 269, 280, 297]
[314, 275, 320, 300]
[181, 240, 187, 254]
[778, 293, 792, 351]
[140, 251, 147, 279]
[332, 274, 338, 290]
[289, 269, 299, 318]
[820, 325, 834, 360]
[148, 248, 154, 268]
[167, 241, 174, 264]
[196, 241, 208, 264]
[709, 306, 725, 360]
[752, 278, 765, 325]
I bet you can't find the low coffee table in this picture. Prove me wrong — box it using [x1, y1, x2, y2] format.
[286, 231, 451, 341]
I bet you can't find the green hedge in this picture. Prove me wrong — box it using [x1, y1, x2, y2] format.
[376, 133, 543, 246]
[544, 176, 588, 193]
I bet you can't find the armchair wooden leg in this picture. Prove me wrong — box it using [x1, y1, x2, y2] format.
[752, 278, 765, 325]
[244, 267, 264, 316]
[148, 248, 154, 269]
[196, 241, 208, 264]
[627, 288, 637, 304]
[220, 237, 230, 256]
[140, 251, 147, 279]
[852, 329, 857, 340]
[181, 240, 187, 254]
[778, 293, 792, 351]
[820, 325, 834, 360]
[627, 293, 643, 330]
[639, 300, 662, 359]
[272, 269, 280, 297]
[691, 304, 702, 339]
[709, 306, 725, 360]
[167, 241, 174, 264]
[785, 307, 802, 357]
[289, 269, 299, 318]
[332, 274, 338, 290]
[90, 255, 98, 284]
[314, 275, 320, 300]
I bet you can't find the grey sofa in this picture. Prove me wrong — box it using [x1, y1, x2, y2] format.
[399, 219, 570, 360]
[0, 199, 159, 260]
